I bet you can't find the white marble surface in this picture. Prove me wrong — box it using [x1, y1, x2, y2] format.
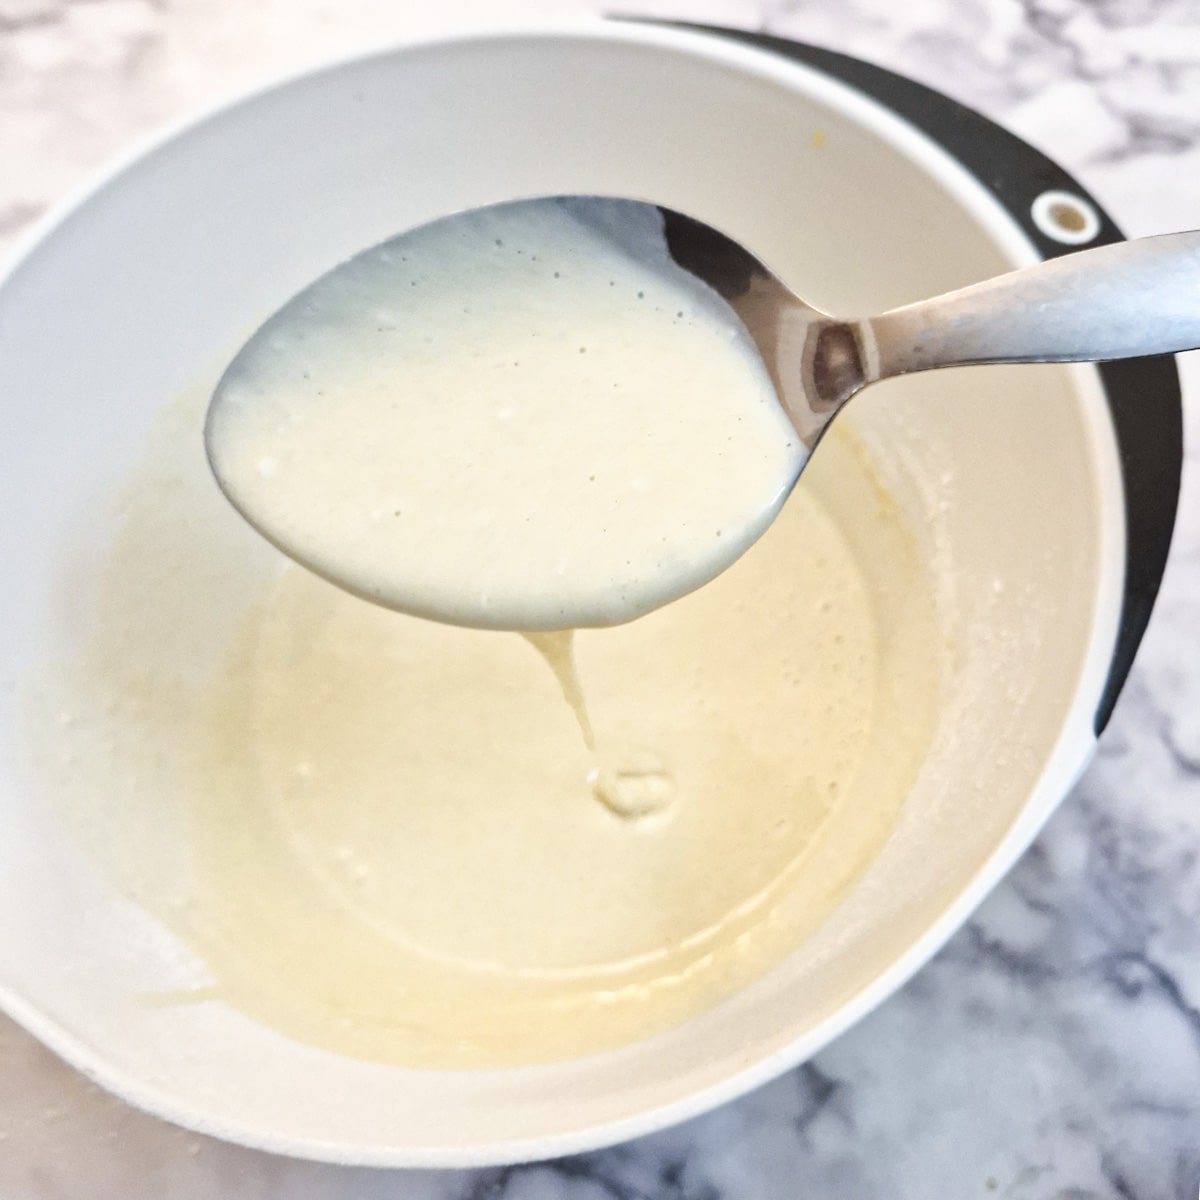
[3, 0, 1200, 1196]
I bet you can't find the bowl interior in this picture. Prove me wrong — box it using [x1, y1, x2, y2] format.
[0, 25, 1122, 1163]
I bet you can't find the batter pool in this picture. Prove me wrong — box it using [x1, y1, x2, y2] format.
[25, 386, 941, 1068]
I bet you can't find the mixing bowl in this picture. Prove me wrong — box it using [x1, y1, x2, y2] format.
[0, 20, 1180, 1166]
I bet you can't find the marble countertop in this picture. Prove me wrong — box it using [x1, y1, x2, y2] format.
[3, 0, 1200, 1196]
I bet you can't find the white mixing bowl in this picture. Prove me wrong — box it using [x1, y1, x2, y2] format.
[0, 20, 1181, 1167]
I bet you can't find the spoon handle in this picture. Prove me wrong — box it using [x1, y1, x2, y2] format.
[865, 230, 1200, 380]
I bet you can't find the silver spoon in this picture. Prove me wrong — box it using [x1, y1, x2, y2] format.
[653, 205, 1200, 450]
[207, 198, 1200, 628]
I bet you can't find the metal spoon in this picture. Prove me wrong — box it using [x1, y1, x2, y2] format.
[654, 206, 1200, 451]
[207, 197, 1200, 628]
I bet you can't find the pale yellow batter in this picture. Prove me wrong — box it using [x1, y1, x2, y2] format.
[205, 198, 803, 630]
[26, 392, 941, 1069]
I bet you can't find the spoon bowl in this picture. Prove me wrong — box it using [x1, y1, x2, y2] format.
[205, 196, 805, 632]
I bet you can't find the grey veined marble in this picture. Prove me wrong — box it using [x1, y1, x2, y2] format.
[2, 0, 1199, 1196]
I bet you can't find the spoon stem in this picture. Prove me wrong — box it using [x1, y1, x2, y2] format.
[863, 229, 1200, 381]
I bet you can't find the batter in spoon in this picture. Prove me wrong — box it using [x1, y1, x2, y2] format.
[205, 197, 804, 632]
